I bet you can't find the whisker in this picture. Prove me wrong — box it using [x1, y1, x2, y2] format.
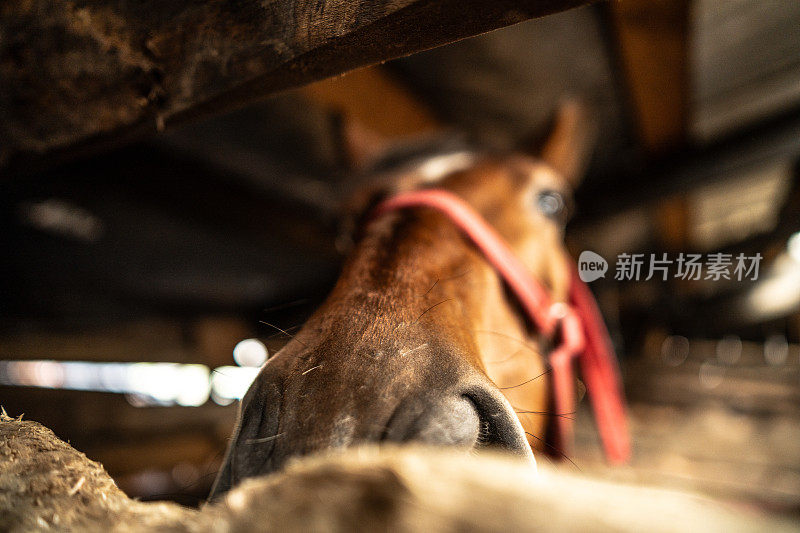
[301, 364, 322, 375]
[263, 299, 309, 313]
[412, 298, 455, 325]
[173, 447, 229, 492]
[499, 368, 551, 390]
[514, 409, 575, 421]
[400, 343, 429, 357]
[484, 348, 525, 364]
[285, 324, 302, 332]
[265, 325, 302, 342]
[524, 431, 580, 470]
[537, 452, 555, 466]
[440, 269, 471, 282]
[423, 278, 439, 297]
[474, 330, 541, 354]
[259, 320, 308, 349]
[230, 435, 236, 489]
[244, 433, 285, 445]
[211, 367, 242, 377]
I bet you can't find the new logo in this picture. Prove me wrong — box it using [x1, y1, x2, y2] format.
[578, 250, 608, 282]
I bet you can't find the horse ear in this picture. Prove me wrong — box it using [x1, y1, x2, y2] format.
[334, 116, 395, 252]
[337, 113, 394, 171]
[538, 99, 598, 188]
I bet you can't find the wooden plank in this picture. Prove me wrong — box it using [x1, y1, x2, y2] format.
[691, 0, 800, 141]
[0, 321, 189, 363]
[609, 0, 690, 153]
[574, 107, 800, 220]
[0, 0, 591, 170]
[0, 318, 259, 365]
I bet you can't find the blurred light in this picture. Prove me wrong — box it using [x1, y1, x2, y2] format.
[699, 360, 725, 389]
[33, 360, 65, 388]
[715, 335, 742, 365]
[232, 338, 268, 367]
[745, 253, 800, 319]
[127, 363, 210, 406]
[176, 366, 212, 406]
[764, 334, 789, 366]
[210, 366, 260, 405]
[788, 232, 800, 263]
[125, 393, 152, 408]
[0, 360, 210, 407]
[20, 198, 104, 242]
[661, 335, 690, 366]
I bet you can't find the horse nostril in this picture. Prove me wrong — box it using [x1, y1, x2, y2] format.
[209, 373, 282, 499]
[464, 386, 534, 460]
[383, 395, 480, 447]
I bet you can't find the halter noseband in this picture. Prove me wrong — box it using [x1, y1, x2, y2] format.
[371, 189, 631, 464]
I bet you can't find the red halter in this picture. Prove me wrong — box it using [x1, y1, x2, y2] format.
[371, 189, 630, 464]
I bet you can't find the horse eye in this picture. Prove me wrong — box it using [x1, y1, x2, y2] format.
[535, 190, 566, 220]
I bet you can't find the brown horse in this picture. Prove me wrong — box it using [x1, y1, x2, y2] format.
[211, 103, 599, 497]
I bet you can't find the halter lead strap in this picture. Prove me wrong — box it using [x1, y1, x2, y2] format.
[371, 189, 630, 464]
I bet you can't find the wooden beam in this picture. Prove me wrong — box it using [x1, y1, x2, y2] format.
[609, 0, 690, 153]
[1, 0, 591, 170]
[575, 106, 800, 221]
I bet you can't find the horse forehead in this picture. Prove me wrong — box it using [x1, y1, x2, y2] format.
[530, 164, 567, 190]
[445, 156, 552, 196]
[414, 151, 477, 183]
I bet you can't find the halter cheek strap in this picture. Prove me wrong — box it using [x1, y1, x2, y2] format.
[371, 189, 631, 464]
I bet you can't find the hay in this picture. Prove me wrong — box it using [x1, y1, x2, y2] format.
[1, 414, 795, 532]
